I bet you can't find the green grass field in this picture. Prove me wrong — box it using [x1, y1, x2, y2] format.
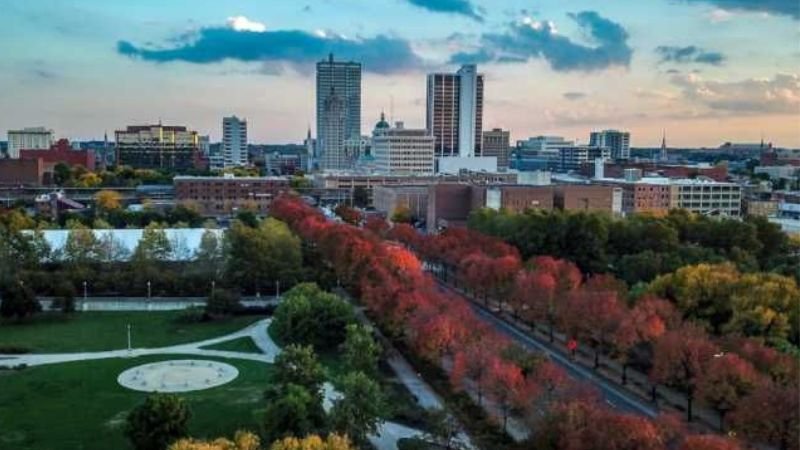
[0, 312, 261, 353]
[0, 355, 272, 450]
[201, 336, 264, 354]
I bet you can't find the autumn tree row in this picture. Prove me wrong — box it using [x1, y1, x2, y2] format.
[384, 223, 799, 449]
[270, 196, 754, 450]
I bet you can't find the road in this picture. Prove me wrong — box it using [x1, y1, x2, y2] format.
[437, 282, 659, 419]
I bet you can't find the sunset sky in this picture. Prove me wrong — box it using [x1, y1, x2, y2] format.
[1, 0, 798, 147]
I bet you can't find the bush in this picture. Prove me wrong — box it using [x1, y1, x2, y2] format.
[0, 345, 31, 354]
[205, 289, 242, 318]
[52, 280, 76, 313]
[272, 283, 356, 350]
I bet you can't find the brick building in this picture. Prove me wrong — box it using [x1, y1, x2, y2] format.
[373, 185, 429, 221]
[174, 175, 290, 216]
[0, 158, 45, 185]
[20, 139, 96, 174]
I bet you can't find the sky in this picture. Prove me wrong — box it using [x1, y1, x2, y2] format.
[0, 0, 798, 148]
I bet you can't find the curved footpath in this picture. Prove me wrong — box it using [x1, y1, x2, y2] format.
[0, 318, 460, 450]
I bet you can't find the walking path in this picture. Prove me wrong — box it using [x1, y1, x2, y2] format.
[0, 317, 443, 450]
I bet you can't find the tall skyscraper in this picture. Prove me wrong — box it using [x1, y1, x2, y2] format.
[426, 64, 484, 158]
[320, 89, 349, 170]
[316, 54, 361, 170]
[590, 130, 631, 160]
[7, 127, 53, 159]
[222, 116, 248, 168]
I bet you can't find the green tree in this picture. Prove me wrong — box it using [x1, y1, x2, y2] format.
[330, 371, 386, 444]
[125, 394, 191, 450]
[194, 229, 224, 280]
[0, 281, 41, 320]
[341, 324, 381, 377]
[262, 384, 326, 443]
[272, 283, 356, 350]
[226, 219, 302, 294]
[53, 162, 73, 185]
[273, 344, 325, 397]
[133, 223, 172, 263]
[52, 279, 76, 313]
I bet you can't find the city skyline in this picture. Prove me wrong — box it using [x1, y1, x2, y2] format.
[1, 0, 798, 147]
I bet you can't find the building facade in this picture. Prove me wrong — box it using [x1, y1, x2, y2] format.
[19, 139, 96, 183]
[316, 54, 361, 170]
[8, 127, 53, 159]
[222, 116, 248, 168]
[373, 185, 429, 220]
[115, 125, 200, 171]
[426, 65, 484, 158]
[559, 146, 610, 171]
[174, 175, 289, 216]
[372, 116, 434, 175]
[590, 130, 631, 160]
[482, 128, 511, 169]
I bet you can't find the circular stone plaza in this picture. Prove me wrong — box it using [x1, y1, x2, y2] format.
[117, 360, 239, 393]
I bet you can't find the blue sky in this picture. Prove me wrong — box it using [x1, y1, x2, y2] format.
[0, 0, 797, 147]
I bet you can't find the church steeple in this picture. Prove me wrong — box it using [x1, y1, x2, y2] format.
[659, 130, 668, 162]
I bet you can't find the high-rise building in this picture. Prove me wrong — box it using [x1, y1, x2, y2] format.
[372, 114, 435, 175]
[222, 116, 248, 168]
[426, 64, 484, 158]
[590, 130, 631, 160]
[115, 124, 200, 170]
[316, 54, 361, 170]
[7, 127, 53, 159]
[319, 89, 349, 170]
[482, 128, 511, 169]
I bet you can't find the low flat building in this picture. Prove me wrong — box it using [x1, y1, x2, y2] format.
[20, 139, 96, 176]
[472, 185, 554, 213]
[0, 158, 44, 186]
[373, 185, 429, 220]
[599, 176, 741, 217]
[555, 185, 622, 214]
[174, 174, 290, 216]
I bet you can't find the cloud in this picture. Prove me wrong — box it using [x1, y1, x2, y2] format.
[684, 0, 798, 19]
[707, 8, 734, 22]
[563, 92, 587, 100]
[656, 45, 725, 65]
[404, 0, 483, 21]
[670, 73, 800, 113]
[118, 19, 423, 74]
[450, 11, 632, 72]
[226, 16, 266, 32]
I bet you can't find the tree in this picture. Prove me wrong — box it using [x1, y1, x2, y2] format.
[678, 435, 743, 450]
[194, 229, 224, 280]
[205, 289, 242, 317]
[53, 162, 72, 185]
[272, 344, 325, 398]
[697, 353, 760, 430]
[614, 296, 678, 384]
[0, 281, 41, 320]
[423, 408, 465, 450]
[262, 384, 326, 444]
[728, 383, 800, 450]
[169, 431, 261, 450]
[650, 324, 719, 421]
[133, 223, 172, 263]
[52, 279, 76, 313]
[726, 272, 799, 342]
[560, 286, 624, 369]
[330, 371, 386, 444]
[334, 204, 361, 225]
[125, 394, 191, 450]
[352, 186, 369, 208]
[226, 219, 302, 294]
[391, 206, 412, 224]
[341, 324, 381, 377]
[486, 358, 529, 432]
[269, 434, 355, 450]
[272, 283, 356, 350]
[95, 189, 122, 213]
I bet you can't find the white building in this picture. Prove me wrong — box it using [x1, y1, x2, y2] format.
[372, 115, 434, 175]
[457, 64, 480, 157]
[222, 116, 248, 168]
[7, 127, 53, 159]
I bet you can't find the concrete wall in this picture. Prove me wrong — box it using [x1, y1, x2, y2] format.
[35, 296, 279, 312]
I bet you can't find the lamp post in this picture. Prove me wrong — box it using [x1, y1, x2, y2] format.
[127, 323, 132, 351]
[276, 280, 280, 299]
[83, 281, 87, 301]
[147, 281, 151, 300]
[211, 280, 216, 298]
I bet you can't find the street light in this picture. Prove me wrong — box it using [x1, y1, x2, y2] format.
[211, 280, 216, 298]
[276, 280, 280, 299]
[127, 323, 132, 351]
[147, 281, 151, 300]
[83, 281, 87, 301]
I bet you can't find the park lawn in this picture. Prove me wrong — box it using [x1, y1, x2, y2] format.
[0, 354, 272, 450]
[201, 336, 263, 354]
[0, 312, 261, 353]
